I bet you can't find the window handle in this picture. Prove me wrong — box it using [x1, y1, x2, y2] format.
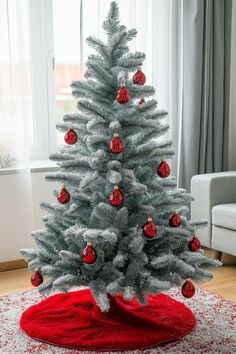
[48, 50, 55, 71]
[52, 56, 55, 71]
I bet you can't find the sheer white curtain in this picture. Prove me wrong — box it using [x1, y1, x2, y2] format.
[0, 0, 34, 261]
[0, 0, 33, 165]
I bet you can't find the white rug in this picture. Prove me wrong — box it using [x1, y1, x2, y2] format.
[0, 288, 235, 353]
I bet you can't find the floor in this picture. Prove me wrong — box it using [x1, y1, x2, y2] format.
[0, 250, 236, 302]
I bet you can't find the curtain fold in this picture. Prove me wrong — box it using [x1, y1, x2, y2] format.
[0, 0, 35, 261]
[0, 0, 33, 164]
[177, 0, 232, 190]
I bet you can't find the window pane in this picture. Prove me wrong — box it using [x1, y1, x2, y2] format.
[52, 0, 82, 145]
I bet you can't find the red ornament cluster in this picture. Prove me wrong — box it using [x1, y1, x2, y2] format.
[109, 186, 124, 207]
[64, 128, 78, 145]
[57, 187, 70, 204]
[116, 85, 131, 104]
[31, 271, 43, 287]
[157, 160, 171, 178]
[82, 242, 97, 264]
[109, 133, 124, 154]
[181, 280, 195, 298]
[143, 217, 156, 238]
[188, 236, 201, 252]
[169, 212, 181, 228]
[133, 69, 146, 85]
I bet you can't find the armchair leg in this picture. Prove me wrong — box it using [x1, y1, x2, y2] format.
[213, 250, 223, 261]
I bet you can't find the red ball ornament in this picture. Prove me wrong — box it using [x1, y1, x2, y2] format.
[138, 98, 145, 105]
[188, 236, 201, 252]
[109, 186, 124, 207]
[157, 160, 171, 178]
[82, 242, 97, 264]
[181, 280, 195, 298]
[109, 133, 124, 154]
[143, 217, 157, 238]
[116, 85, 131, 104]
[64, 128, 78, 145]
[31, 271, 43, 287]
[133, 69, 146, 85]
[169, 211, 181, 227]
[57, 187, 70, 204]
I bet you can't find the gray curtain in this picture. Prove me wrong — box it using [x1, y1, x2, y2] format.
[178, 0, 232, 191]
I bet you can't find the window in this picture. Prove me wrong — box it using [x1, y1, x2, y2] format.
[52, 0, 82, 146]
[30, 0, 115, 158]
[0, 0, 172, 162]
[29, 0, 109, 158]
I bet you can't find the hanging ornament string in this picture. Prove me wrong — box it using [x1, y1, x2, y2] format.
[188, 236, 201, 252]
[133, 69, 146, 85]
[138, 98, 145, 105]
[31, 270, 43, 287]
[169, 211, 181, 228]
[82, 242, 97, 264]
[109, 186, 124, 207]
[181, 280, 195, 298]
[64, 128, 78, 145]
[116, 84, 131, 104]
[57, 187, 70, 204]
[142, 217, 157, 238]
[157, 160, 171, 178]
[109, 133, 124, 154]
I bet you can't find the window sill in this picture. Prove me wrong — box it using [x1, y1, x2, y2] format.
[0, 160, 59, 175]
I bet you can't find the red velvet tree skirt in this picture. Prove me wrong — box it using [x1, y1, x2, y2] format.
[20, 288, 196, 351]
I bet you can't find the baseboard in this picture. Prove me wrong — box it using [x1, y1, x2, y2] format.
[0, 259, 27, 272]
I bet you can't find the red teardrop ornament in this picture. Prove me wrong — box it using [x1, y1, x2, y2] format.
[109, 133, 124, 154]
[109, 186, 124, 207]
[57, 187, 70, 204]
[188, 236, 201, 252]
[138, 98, 145, 105]
[169, 212, 181, 227]
[31, 271, 43, 287]
[157, 160, 171, 178]
[82, 243, 97, 264]
[181, 280, 195, 298]
[116, 85, 131, 104]
[133, 69, 146, 85]
[64, 128, 78, 145]
[143, 218, 156, 238]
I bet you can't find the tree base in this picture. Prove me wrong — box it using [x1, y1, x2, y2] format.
[20, 288, 196, 351]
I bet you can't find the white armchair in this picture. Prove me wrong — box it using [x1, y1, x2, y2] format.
[191, 171, 236, 258]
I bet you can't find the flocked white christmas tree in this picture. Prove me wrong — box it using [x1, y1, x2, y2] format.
[21, 1, 220, 312]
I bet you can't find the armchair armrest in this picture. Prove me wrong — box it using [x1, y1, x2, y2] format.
[191, 171, 236, 247]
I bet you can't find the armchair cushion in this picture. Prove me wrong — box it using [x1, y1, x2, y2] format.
[191, 171, 236, 247]
[212, 203, 236, 231]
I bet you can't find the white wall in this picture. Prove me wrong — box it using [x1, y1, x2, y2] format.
[0, 170, 56, 262]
